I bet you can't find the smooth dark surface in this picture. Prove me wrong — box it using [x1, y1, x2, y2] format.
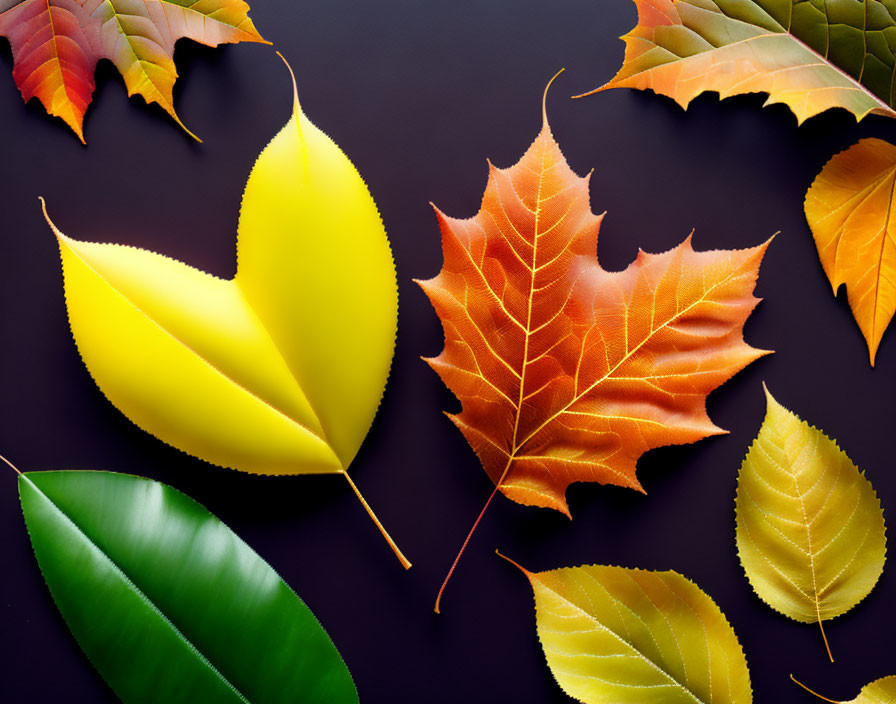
[1, 2, 894, 702]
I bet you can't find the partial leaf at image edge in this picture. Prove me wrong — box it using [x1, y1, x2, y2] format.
[0, 0, 269, 142]
[792, 674, 896, 703]
[735, 386, 886, 661]
[503, 555, 752, 704]
[19, 469, 358, 704]
[805, 137, 896, 366]
[46, 58, 408, 567]
[587, 0, 896, 124]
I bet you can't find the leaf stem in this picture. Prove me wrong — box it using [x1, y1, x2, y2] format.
[434, 483, 500, 614]
[0, 453, 22, 475]
[342, 472, 411, 570]
[818, 615, 834, 662]
[790, 674, 840, 703]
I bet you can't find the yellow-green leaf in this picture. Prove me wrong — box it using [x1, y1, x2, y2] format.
[505, 556, 752, 704]
[735, 386, 886, 660]
[792, 675, 896, 703]
[46, 59, 407, 567]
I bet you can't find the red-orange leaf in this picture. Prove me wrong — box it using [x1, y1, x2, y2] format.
[418, 80, 771, 609]
[0, 0, 268, 143]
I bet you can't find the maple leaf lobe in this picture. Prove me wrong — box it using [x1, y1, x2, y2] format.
[0, 0, 268, 142]
[420, 112, 771, 516]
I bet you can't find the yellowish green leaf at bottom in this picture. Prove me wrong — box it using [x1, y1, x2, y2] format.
[510, 558, 752, 704]
[735, 386, 886, 659]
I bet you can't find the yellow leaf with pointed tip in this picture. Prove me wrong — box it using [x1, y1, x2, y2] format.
[47, 59, 408, 567]
[805, 137, 896, 366]
[735, 386, 886, 661]
[792, 675, 896, 703]
[505, 556, 752, 704]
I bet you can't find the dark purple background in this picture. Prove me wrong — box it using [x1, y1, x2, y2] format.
[1, 1, 894, 702]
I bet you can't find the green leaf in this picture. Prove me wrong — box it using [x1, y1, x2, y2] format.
[735, 386, 887, 661]
[504, 555, 752, 704]
[19, 470, 358, 704]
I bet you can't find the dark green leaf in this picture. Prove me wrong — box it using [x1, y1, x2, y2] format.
[19, 470, 358, 704]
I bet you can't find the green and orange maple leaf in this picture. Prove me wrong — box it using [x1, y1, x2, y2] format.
[0, 0, 268, 143]
[588, 0, 896, 124]
[418, 75, 773, 610]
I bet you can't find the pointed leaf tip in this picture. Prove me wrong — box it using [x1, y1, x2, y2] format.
[276, 51, 302, 115]
[542, 68, 565, 128]
[40, 198, 65, 243]
[496, 550, 531, 576]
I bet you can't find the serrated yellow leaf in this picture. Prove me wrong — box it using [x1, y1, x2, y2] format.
[854, 678, 896, 704]
[735, 386, 886, 660]
[46, 59, 407, 566]
[506, 556, 752, 704]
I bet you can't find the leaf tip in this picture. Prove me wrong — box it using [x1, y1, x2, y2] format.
[496, 549, 531, 576]
[276, 51, 301, 116]
[39, 197, 66, 243]
[542, 68, 565, 128]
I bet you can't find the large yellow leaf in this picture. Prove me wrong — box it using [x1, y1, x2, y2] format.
[504, 556, 752, 704]
[792, 675, 896, 703]
[805, 137, 896, 366]
[46, 59, 408, 567]
[735, 386, 886, 660]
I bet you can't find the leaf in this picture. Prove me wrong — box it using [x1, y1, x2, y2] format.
[0, 0, 269, 143]
[17, 468, 358, 704]
[418, 73, 770, 609]
[45, 58, 408, 568]
[805, 137, 896, 366]
[502, 555, 752, 704]
[792, 675, 896, 703]
[735, 386, 887, 661]
[586, 0, 896, 124]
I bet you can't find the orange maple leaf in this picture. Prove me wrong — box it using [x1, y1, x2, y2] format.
[418, 73, 772, 611]
[0, 0, 268, 143]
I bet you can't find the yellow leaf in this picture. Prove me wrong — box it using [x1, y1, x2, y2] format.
[735, 386, 886, 661]
[46, 57, 408, 567]
[805, 138, 896, 366]
[504, 555, 752, 704]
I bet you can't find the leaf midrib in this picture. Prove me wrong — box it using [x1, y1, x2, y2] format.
[63, 239, 341, 468]
[25, 474, 253, 704]
[623, 3, 896, 115]
[537, 575, 707, 704]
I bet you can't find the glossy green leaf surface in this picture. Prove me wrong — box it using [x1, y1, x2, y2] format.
[19, 470, 358, 704]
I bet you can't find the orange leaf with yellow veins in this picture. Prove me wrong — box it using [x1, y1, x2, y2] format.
[418, 73, 773, 611]
[0, 0, 268, 143]
[806, 138, 896, 366]
[585, 0, 896, 124]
